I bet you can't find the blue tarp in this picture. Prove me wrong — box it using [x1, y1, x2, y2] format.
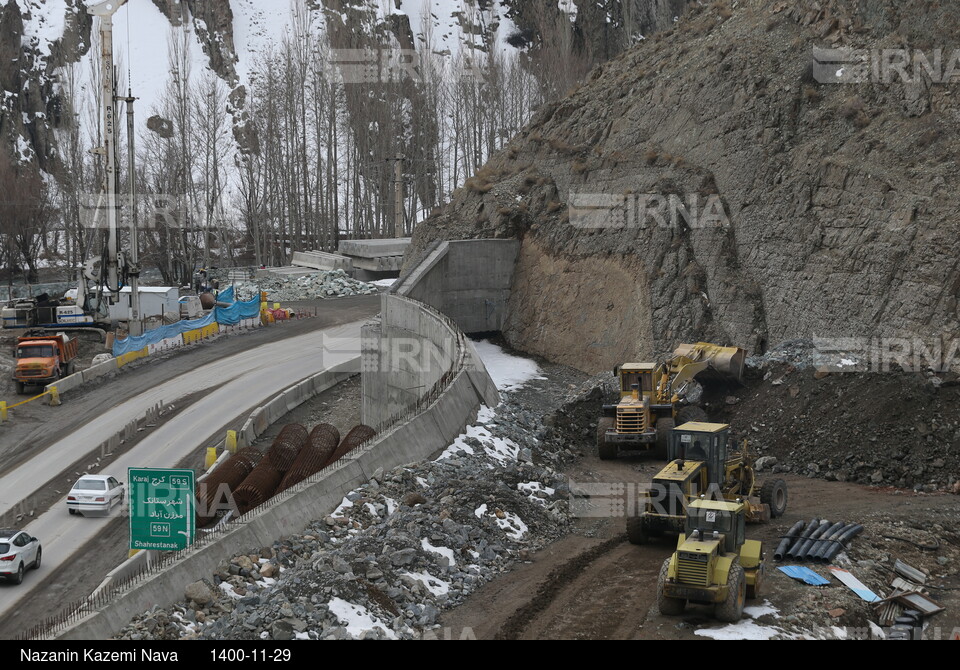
[113, 311, 216, 357]
[112, 286, 262, 356]
[217, 285, 235, 303]
[214, 294, 261, 326]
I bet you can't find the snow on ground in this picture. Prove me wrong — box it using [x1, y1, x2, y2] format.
[326, 597, 398, 639]
[696, 599, 784, 640]
[401, 570, 450, 596]
[331, 496, 354, 518]
[494, 511, 528, 540]
[421, 538, 456, 566]
[370, 278, 397, 287]
[472, 339, 545, 392]
[518, 481, 555, 506]
[18, 0, 68, 62]
[695, 620, 783, 641]
[743, 600, 780, 619]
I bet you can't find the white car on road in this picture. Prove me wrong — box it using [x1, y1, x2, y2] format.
[0, 530, 41, 584]
[67, 475, 125, 516]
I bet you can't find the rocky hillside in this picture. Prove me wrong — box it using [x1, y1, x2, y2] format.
[410, 0, 960, 373]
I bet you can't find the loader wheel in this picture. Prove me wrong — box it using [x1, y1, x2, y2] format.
[655, 418, 674, 459]
[597, 418, 617, 460]
[715, 564, 745, 623]
[676, 406, 708, 424]
[627, 516, 648, 545]
[760, 479, 788, 518]
[657, 558, 686, 616]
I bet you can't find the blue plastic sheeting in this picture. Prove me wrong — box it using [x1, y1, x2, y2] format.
[112, 285, 261, 356]
[113, 311, 216, 357]
[214, 294, 261, 326]
[778, 566, 830, 586]
[217, 285, 235, 303]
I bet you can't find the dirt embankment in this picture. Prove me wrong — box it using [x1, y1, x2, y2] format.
[713, 363, 960, 492]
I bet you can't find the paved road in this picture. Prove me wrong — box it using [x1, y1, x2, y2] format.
[0, 319, 364, 621]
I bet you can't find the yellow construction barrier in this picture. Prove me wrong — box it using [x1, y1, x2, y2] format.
[116, 347, 149, 368]
[205, 447, 218, 469]
[225, 430, 237, 454]
[0, 390, 54, 419]
[48, 386, 60, 407]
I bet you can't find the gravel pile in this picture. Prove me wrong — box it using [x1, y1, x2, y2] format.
[113, 395, 577, 641]
[713, 362, 960, 492]
[234, 270, 378, 302]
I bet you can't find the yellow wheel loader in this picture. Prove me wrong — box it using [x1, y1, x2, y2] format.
[626, 422, 787, 545]
[657, 498, 765, 622]
[598, 343, 745, 460]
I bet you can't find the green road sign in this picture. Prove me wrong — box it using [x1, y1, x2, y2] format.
[128, 468, 195, 551]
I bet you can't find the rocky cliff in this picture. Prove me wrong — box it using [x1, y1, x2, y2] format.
[410, 0, 960, 373]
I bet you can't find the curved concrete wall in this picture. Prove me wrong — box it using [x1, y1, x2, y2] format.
[52, 298, 498, 640]
[393, 239, 519, 334]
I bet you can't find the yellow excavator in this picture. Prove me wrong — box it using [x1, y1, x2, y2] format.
[598, 343, 746, 460]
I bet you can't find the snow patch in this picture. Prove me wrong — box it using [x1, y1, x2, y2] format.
[421, 538, 456, 566]
[327, 597, 397, 640]
[472, 340, 545, 391]
[744, 600, 780, 619]
[695, 620, 783, 640]
[401, 570, 450, 596]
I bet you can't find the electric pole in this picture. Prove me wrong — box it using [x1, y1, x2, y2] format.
[392, 154, 404, 238]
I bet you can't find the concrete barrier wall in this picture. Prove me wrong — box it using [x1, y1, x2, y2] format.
[82, 360, 119, 384]
[58, 360, 492, 640]
[362, 293, 470, 428]
[395, 239, 519, 334]
[47, 372, 83, 395]
[55, 297, 498, 641]
[235, 358, 359, 449]
[59, 459, 365, 641]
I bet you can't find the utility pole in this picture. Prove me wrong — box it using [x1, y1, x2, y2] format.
[392, 154, 404, 238]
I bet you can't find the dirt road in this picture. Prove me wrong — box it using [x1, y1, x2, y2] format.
[0, 295, 378, 473]
[441, 448, 960, 640]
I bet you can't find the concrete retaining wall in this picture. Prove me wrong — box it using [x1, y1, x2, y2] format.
[81, 360, 119, 384]
[55, 297, 498, 641]
[362, 293, 487, 429]
[394, 239, 519, 334]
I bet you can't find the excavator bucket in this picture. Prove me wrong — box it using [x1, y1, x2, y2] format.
[671, 342, 746, 384]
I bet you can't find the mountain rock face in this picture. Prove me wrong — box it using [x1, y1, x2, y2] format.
[409, 0, 960, 373]
[0, 0, 92, 176]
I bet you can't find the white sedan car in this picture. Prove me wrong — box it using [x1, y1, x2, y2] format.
[67, 475, 125, 516]
[0, 530, 41, 584]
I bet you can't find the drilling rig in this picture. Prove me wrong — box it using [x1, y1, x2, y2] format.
[82, 0, 142, 336]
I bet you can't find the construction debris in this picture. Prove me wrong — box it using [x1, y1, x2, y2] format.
[778, 566, 830, 586]
[829, 568, 880, 603]
[233, 270, 378, 302]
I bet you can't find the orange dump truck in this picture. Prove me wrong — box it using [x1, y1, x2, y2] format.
[12, 333, 79, 395]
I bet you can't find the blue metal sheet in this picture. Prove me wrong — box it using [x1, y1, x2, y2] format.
[829, 567, 880, 602]
[778, 565, 830, 586]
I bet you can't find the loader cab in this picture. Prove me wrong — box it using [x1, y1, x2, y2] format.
[615, 363, 655, 400]
[669, 422, 730, 486]
[684, 499, 745, 554]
